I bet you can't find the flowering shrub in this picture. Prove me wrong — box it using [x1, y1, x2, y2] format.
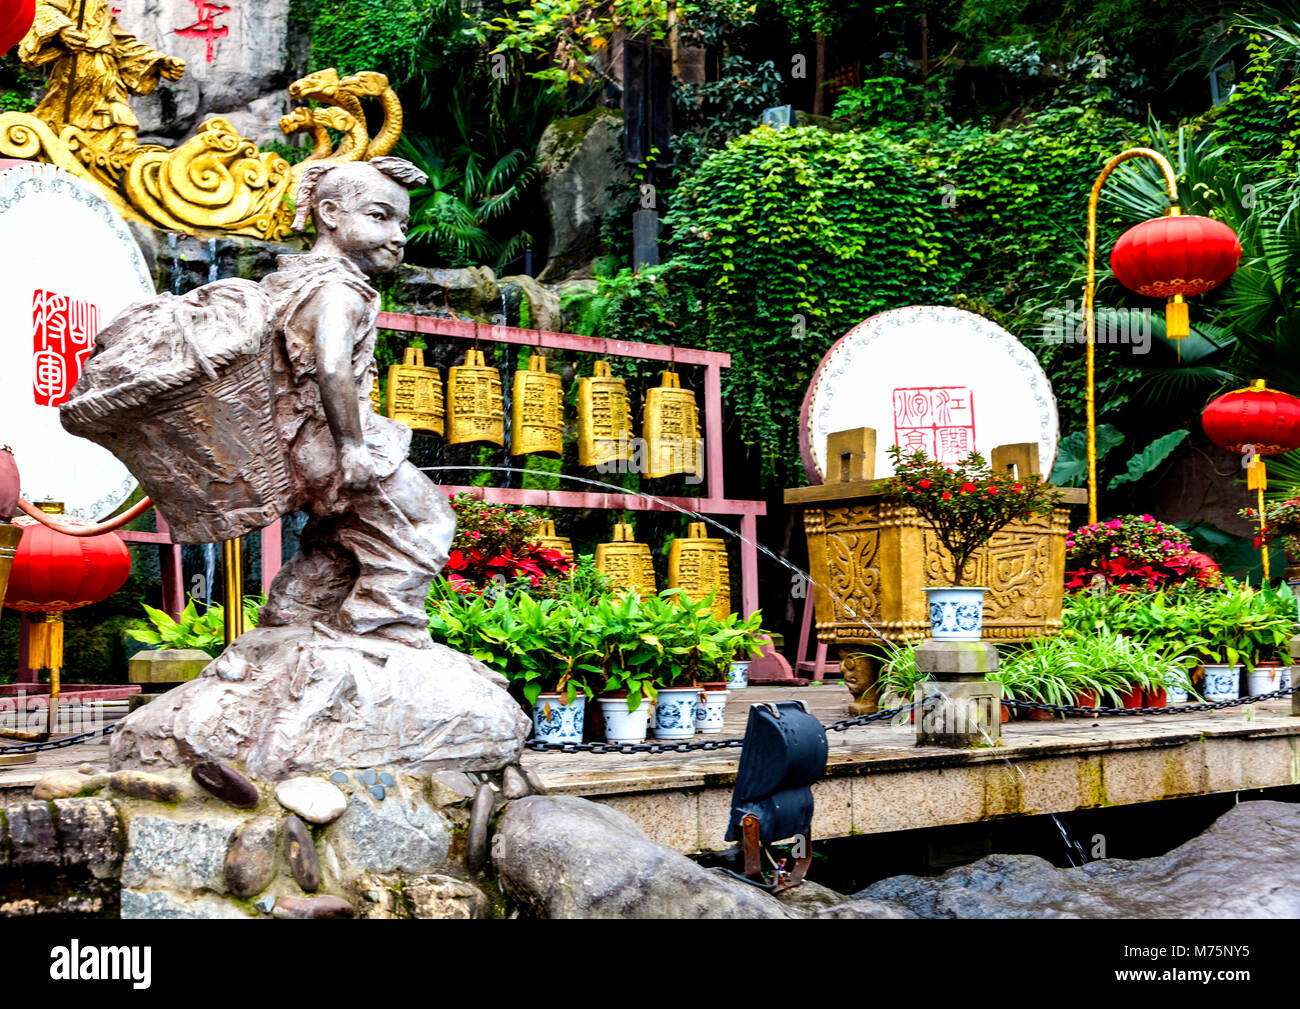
[1065, 514, 1218, 591]
[887, 447, 1059, 584]
[1241, 497, 1300, 555]
[442, 493, 573, 593]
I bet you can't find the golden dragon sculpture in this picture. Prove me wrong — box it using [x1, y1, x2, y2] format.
[0, 2, 406, 241]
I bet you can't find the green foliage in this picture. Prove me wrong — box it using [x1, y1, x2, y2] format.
[427, 578, 765, 706]
[299, 0, 432, 78]
[125, 596, 263, 654]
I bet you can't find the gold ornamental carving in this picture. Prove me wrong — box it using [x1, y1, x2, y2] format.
[576, 360, 633, 468]
[643, 370, 702, 480]
[510, 354, 563, 456]
[667, 521, 730, 620]
[386, 347, 444, 436]
[4, 3, 406, 240]
[446, 348, 504, 446]
[594, 522, 656, 596]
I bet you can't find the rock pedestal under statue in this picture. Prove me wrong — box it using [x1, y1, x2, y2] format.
[110, 626, 529, 779]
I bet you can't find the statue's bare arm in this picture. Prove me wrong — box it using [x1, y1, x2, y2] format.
[300, 284, 376, 491]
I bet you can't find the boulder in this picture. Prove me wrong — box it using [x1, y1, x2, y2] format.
[535, 108, 628, 282]
[108, 625, 529, 780]
[388, 265, 500, 321]
[492, 795, 795, 919]
[498, 275, 561, 332]
[853, 800, 1300, 918]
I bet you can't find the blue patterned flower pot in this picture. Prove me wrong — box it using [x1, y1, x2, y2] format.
[653, 688, 699, 740]
[1202, 664, 1241, 702]
[923, 586, 987, 641]
[693, 685, 727, 733]
[532, 693, 586, 744]
[727, 660, 750, 690]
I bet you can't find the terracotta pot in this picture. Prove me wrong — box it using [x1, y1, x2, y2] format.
[1001, 703, 1011, 723]
[1073, 690, 1097, 712]
[1143, 687, 1167, 708]
[1119, 684, 1144, 709]
[1026, 707, 1055, 721]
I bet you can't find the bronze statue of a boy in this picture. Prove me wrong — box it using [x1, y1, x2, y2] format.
[255, 157, 455, 648]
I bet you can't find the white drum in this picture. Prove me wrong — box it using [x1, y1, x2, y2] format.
[800, 305, 1058, 482]
[0, 162, 152, 518]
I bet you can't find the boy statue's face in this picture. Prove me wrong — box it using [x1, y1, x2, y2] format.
[315, 172, 411, 277]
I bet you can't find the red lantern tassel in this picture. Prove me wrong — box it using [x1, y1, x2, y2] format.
[1166, 295, 1189, 339]
[1247, 456, 1267, 491]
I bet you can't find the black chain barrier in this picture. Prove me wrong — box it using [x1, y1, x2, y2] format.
[523, 683, 1300, 754]
[5, 683, 1298, 757]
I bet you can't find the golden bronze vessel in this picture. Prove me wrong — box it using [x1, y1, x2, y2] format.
[386, 346, 444, 436]
[576, 360, 633, 468]
[667, 521, 730, 620]
[510, 354, 563, 456]
[536, 519, 574, 560]
[594, 522, 656, 596]
[446, 348, 504, 446]
[643, 370, 702, 480]
[0, 523, 21, 610]
[369, 375, 383, 414]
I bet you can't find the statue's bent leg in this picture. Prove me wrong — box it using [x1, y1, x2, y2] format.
[332, 463, 450, 647]
[258, 516, 356, 627]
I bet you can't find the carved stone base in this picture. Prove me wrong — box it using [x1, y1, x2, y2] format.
[914, 680, 1002, 748]
[109, 625, 530, 780]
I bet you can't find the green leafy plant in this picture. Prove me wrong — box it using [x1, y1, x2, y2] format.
[125, 596, 263, 654]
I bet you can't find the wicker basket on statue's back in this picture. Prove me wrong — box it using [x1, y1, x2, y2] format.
[61, 279, 297, 544]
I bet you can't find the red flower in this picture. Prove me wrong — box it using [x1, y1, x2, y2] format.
[919, 479, 931, 489]
[986, 485, 997, 494]
[941, 492, 952, 501]
[1013, 483, 1023, 492]
[960, 482, 976, 494]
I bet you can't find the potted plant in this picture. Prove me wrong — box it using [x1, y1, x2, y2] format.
[1066, 514, 1220, 592]
[1238, 582, 1297, 697]
[887, 447, 1058, 640]
[125, 595, 262, 689]
[1242, 497, 1300, 575]
[592, 591, 660, 745]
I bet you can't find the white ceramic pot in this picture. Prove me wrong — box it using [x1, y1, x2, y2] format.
[532, 692, 586, 744]
[1246, 665, 1284, 698]
[598, 694, 650, 744]
[727, 660, 750, 690]
[1202, 664, 1242, 702]
[1282, 666, 1292, 692]
[693, 687, 727, 733]
[924, 586, 987, 641]
[653, 687, 699, 739]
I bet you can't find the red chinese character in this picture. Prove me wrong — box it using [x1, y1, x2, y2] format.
[893, 386, 977, 464]
[32, 289, 99, 408]
[174, 0, 231, 63]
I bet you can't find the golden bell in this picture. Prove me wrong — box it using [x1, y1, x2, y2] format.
[535, 519, 574, 560]
[667, 521, 730, 620]
[643, 370, 702, 479]
[369, 374, 382, 413]
[386, 347, 445, 435]
[594, 522, 656, 596]
[446, 348, 505, 446]
[510, 354, 564, 456]
[577, 360, 633, 468]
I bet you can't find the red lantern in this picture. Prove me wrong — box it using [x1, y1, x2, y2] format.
[0, 0, 35, 54]
[1201, 379, 1300, 488]
[1111, 213, 1241, 340]
[5, 516, 131, 612]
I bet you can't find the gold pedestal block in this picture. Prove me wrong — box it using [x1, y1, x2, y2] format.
[577, 360, 633, 468]
[386, 347, 444, 435]
[797, 496, 1070, 645]
[595, 522, 656, 596]
[536, 520, 574, 560]
[510, 354, 563, 456]
[667, 522, 730, 620]
[447, 349, 505, 446]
